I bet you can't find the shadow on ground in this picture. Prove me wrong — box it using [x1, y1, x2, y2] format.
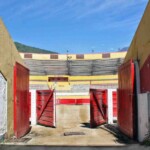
[80, 122, 91, 128]
[99, 124, 137, 145]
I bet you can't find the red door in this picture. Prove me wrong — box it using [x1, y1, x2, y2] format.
[36, 90, 56, 127]
[118, 60, 135, 138]
[14, 62, 30, 138]
[90, 89, 107, 128]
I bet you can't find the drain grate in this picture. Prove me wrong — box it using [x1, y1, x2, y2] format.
[6, 138, 31, 143]
[64, 132, 85, 136]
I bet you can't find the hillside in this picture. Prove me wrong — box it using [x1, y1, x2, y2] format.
[118, 47, 128, 52]
[15, 42, 128, 54]
[15, 42, 57, 54]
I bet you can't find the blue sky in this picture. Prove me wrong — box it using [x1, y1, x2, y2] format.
[0, 0, 148, 54]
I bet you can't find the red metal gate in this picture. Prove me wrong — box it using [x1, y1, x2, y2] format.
[36, 90, 56, 127]
[14, 62, 30, 138]
[90, 89, 107, 128]
[118, 60, 135, 138]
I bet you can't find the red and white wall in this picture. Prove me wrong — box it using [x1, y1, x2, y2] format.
[29, 88, 118, 126]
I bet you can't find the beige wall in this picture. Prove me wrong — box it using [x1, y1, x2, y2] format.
[56, 105, 90, 128]
[124, 1, 150, 69]
[0, 19, 25, 137]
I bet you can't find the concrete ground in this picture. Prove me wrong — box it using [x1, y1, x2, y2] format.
[24, 124, 125, 146]
[4, 105, 131, 146]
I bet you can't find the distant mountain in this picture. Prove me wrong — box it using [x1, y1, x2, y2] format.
[118, 47, 128, 52]
[15, 42, 57, 54]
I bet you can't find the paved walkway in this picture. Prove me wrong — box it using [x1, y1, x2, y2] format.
[11, 124, 126, 146]
[3, 105, 134, 146]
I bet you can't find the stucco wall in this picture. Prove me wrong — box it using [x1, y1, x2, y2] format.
[124, 1, 150, 69]
[56, 105, 90, 128]
[0, 19, 25, 137]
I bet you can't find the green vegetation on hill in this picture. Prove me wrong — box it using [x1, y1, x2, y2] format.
[15, 42, 57, 54]
[118, 47, 128, 52]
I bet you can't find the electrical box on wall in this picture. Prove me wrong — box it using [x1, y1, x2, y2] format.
[138, 93, 150, 142]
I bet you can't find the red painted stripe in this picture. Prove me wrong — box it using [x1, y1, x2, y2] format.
[57, 99, 90, 105]
[76, 99, 90, 105]
[113, 91, 117, 117]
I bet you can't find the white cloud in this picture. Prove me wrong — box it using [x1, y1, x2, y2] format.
[1, 0, 148, 23]
[76, 0, 148, 19]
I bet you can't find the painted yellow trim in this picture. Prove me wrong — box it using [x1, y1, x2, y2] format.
[69, 75, 118, 81]
[30, 76, 48, 81]
[84, 54, 102, 59]
[91, 80, 118, 84]
[30, 81, 48, 84]
[20, 53, 24, 58]
[33, 54, 50, 60]
[20, 51, 126, 60]
[30, 75, 118, 81]
[30, 80, 118, 85]
[110, 52, 127, 59]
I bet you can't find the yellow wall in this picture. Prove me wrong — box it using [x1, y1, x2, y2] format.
[0, 19, 25, 137]
[20, 51, 126, 60]
[124, 1, 150, 69]
[30, 75, 118, 81]
[110, 52, 127, 59]
[29, 74, 118, 92]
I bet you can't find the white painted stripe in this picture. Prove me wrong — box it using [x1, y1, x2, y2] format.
[113, 117, 117, 120]
[107, 89, 117, 124]
[30, 90, 37, 125]
[53, 90, 56, 127]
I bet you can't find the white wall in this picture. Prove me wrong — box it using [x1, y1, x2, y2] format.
[0, 73, 7, 136]
[107, 89, 117, 124]
[138, 93, 150, 142]
[30, 90, 37, 126]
